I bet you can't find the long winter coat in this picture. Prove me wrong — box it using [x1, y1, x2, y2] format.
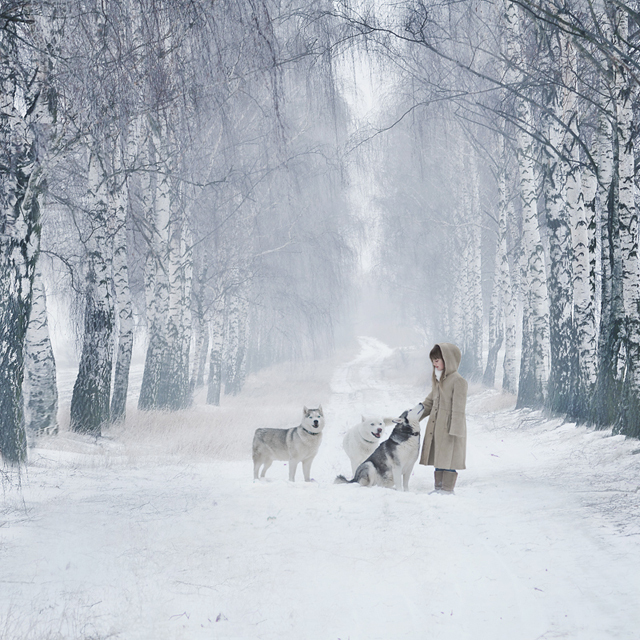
[419, 342, 468, 470]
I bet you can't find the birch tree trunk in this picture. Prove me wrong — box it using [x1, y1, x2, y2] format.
[497, 46, 519, 396]
[0, 161, 43, 462]
[570, 159, 597, 422]
[109, 140, 134, 423]
[190, 310, 208, 390]
[502, 173, 520, 395]
[138, 133, 170, 411]
[467, 152, 483, 379]
[24, 269, 58, 437]
[454, 145, 483, 380]
[502, 254, 519, 394]
[0, 8, 51, 463]
[206, 296, 226, 405]
[544, 29, 575, 415]
[449, 155, 466, 353]
[483, 271, 503, 389]
[138, 122, 194, 411]
[563, 35, 597, 422]
[190, 266, 210, 390]
[515, 121, 549, 408]
[70, 148, 115, 436]
[483, 155, 508, 388]
[195, 320, 209, 389]
[584, 166, 598, 333]
[223, 290, 240, 395]
[591, 114, 623, 427]
[450, 244, 467, 358]
[590, 4, 626, 429]
[504, 0, 549, 408]
[613, 9, 640, 437]
[225, 290, 249, 396]
[157, 208, 192, 410]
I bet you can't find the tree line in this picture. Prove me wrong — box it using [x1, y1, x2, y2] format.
[3, 0, 640, 466]
[332, 0, 640, 436]
[0, 0, 354, 464]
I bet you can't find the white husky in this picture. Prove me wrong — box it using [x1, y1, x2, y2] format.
[343, 416, 394, 474]
[335, 403, 424, 491]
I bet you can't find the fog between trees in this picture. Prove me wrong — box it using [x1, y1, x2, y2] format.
[2, 0, 640, 464]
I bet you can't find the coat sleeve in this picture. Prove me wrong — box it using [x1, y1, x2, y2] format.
[420, 389, 434, 421]
[449, 377, 468, 437]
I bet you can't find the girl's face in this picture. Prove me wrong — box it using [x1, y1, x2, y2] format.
[432, 358, 444, 371]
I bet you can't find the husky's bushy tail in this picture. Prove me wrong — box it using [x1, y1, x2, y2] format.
[333, 459, 375, 487]
[335, 467, 371, 485]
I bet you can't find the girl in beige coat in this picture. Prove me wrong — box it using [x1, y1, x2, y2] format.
[418, 343, 468, 493]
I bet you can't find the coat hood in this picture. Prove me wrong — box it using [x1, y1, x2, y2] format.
[436, 342, 461, 376]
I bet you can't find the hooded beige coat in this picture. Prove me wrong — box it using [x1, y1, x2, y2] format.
[419, 343, 468, 470]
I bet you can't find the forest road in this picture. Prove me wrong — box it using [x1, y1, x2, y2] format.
[2, 336, 640, 640]
[315, 335, 640, 640]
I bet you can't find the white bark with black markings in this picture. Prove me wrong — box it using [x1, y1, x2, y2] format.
[207, 296, 226, 406]
[544, 28, 574, 416]
[0, 5, 52, 463]
[138, 132, 171, 411]
[70, 149, 115, 436]
[613, 8, 640, 437]
[24, 269, 58, 437]
[504, 0, 549, 408]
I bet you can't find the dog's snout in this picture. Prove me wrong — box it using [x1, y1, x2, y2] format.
[313, 420, 319, 427]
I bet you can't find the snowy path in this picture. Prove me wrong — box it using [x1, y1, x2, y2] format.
[2, 337, 640, 639]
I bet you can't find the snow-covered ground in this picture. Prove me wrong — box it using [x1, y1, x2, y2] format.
[3, 337, 640, 639]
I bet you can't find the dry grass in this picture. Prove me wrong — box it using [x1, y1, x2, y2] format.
[42, 354, 340, 465]
[34, 345, 516, 466]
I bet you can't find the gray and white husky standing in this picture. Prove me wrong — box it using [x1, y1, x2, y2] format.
[252, 406, 324, 481]
[335, 403, 424, 491]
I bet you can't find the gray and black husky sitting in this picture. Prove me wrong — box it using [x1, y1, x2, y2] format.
[252, 406, 324, 481]
[335, 403, 424, 491]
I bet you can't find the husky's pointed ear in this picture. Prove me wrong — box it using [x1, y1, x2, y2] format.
[392, 418, 403, 424]
[318, 404, 323, 416]
[383, 417, 395, 426]
[303, 406, 309, 415]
